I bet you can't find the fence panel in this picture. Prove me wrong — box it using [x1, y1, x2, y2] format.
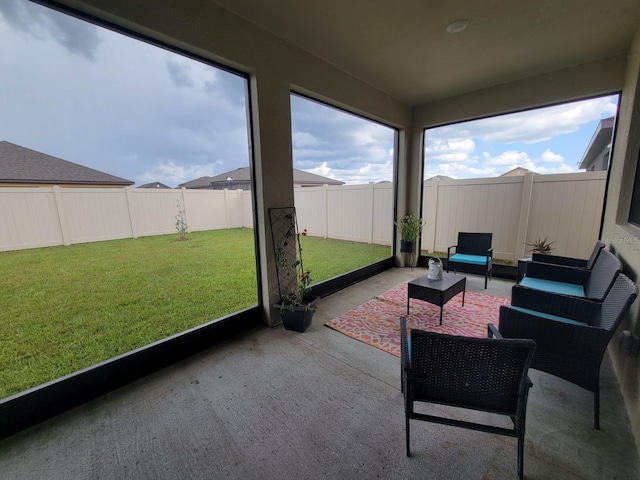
[129, 188, 184, 237]
[0, 187, 63, 251]
[61, 188, 132, 244]
[326, 184, 375, 243]
[295, 186, 327, 237]
[527, 172, 606, 260]
[372, 183, 394, 245]
[424, 177, 523, 259]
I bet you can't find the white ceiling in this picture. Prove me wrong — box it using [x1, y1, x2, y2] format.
[212, 0, 640, 106]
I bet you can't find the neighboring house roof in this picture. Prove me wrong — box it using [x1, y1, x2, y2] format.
[500, 167, 534, 177]
[0, 141, 133, 186]
[137, 182, 172, 189]
[178, 166, 344, 189]
[578, 116, 615, 171]
[424, 175, 452, 182]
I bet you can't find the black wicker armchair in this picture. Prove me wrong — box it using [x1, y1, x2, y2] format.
[519, 248, 621, 301]
[400, 317, 536, 479]
[499, 272, 638, 429]
[447, 232, 493, 288]
[531, 240, 604, 269]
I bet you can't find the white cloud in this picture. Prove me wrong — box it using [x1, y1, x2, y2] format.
[140, 161, 218, 186]
[540, 149, 564, 163]
[424, 138, 476, 163]
[483, 150, 530, 166]
[475, 97, 617, 145]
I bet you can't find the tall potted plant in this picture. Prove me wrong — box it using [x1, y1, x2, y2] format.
[269, 207, 319, 332]
[396, 212, 426, 253]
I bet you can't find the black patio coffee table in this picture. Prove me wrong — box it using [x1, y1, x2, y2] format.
[407, 272, 466, 325]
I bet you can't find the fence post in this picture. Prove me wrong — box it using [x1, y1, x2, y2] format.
[124, 186, 138, 239]
[223, 189, 231, 228]
[369, 182, 375, 244]
[515, 173, 534, 259]
[52, 186, 71, 246]
[324, 184, 329, 239]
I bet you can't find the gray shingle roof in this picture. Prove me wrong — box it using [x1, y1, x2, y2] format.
[137, 182, 172, 189]
[178, 166, 344, 188]
[0, 141, 134, 186]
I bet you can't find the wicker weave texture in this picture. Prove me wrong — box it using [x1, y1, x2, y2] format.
[408, 330, 535, 414]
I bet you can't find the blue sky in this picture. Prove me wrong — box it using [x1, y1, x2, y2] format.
[0, 0, 618, 187]
[423, 96, 618, 178]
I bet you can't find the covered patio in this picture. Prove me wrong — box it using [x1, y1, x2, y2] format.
[2, 0, 640, 477]
[1, 270, 638, 479]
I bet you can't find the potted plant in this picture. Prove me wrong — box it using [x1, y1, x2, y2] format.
[395, 212, 426, 253]
[269, 207, 319, 332]
[524, 236, 555, 254]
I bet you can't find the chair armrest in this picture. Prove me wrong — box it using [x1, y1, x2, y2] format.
[486, 247, 494, 257]
[531, 253, 588, 268]
[447, 245, 458, 258]
[525, 261, 590, 285]
[499, 305, 609, 358]
[487, 323, 502, 339]
[511, 285, 600, 322]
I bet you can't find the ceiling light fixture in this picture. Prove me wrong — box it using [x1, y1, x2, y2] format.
[446, 19, 469, 34]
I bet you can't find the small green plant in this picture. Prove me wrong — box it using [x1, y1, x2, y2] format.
[525, 236, 555, 254]
[278, 268, 314, 313]
[175, 200, 188, 241]
[270, 208, 315, 313]
[395, 212, 426, 242]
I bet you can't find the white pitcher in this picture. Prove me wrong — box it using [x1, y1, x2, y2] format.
[427, 257, 443, 280]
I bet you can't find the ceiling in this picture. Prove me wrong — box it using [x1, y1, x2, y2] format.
[211, 0, 640, 106]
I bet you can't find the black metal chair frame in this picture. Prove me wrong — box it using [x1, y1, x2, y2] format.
[500, 272, 638, 429]
[401, 317, 536, 479]
[447, 232, 493, 288]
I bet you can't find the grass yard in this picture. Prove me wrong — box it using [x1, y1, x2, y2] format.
[0, 228, 390, 398]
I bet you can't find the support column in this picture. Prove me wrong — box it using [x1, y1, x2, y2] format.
[250, 69, 296, 326]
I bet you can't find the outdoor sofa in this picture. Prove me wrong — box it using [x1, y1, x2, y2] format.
[518, 247, 621, 301]
[499, 272, 638, 429]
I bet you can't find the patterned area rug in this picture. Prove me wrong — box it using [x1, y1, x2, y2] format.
[325, 282, 510, 357]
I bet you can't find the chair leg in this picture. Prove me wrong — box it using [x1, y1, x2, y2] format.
[517, 433, 524, 480]
[405, 412, 411, 457]
[594, 389, 600, 430]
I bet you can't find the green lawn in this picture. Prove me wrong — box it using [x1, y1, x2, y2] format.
[0, 228, 390, 398]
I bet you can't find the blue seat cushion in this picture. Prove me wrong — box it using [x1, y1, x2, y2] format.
[520, 276, 585, 297]
[449, 253, 490, 265]
[508, 306, 589, 327]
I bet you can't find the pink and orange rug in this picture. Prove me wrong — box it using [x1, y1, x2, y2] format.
[325, 282, 510, 357]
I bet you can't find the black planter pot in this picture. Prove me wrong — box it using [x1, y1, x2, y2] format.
[400, 240, 414, 253]
[274, 295, 320, 332]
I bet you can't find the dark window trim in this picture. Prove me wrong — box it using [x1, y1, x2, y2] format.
[628, 148, 640, 227]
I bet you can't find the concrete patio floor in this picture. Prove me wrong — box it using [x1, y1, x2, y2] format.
[0, 268, 638, 479]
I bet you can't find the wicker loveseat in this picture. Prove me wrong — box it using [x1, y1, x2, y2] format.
[518, 247, 621, 301]
[499, 272, 638, 429]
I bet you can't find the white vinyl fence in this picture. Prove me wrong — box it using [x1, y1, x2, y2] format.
[0, 171, 606, 262]
[0, 186, 253, 251]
